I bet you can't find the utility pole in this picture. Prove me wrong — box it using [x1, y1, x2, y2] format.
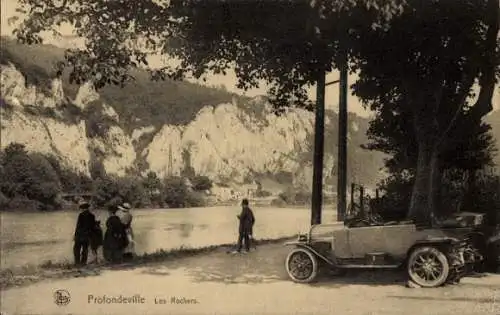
[309, 0, 326, 226]
[311, 67, 326, 225]
[337, 43, 348, 222]
[309, 0, 347, 225]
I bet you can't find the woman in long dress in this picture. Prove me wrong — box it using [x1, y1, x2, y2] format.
[103, 205, 128, 263]
[116, 202, 135, 260]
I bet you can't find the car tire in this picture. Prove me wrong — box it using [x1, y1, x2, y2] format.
[407, 246, 450, 288]
[285, 247, 319, 283]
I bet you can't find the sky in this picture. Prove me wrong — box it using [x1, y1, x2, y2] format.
[1, 0, 498, 117]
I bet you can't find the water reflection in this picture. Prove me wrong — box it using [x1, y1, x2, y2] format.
[178, 223, 194, 238]
[0, 206, 330, 268]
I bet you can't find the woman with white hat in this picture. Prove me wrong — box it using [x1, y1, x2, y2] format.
[103, 205, 127, 264]
[116, 202, 135, 260]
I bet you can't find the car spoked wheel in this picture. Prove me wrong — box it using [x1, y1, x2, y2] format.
[408, 246, 450, 288]
[285, 248, 318, 283]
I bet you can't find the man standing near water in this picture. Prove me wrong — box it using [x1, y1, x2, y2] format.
[73, 201, 97, 266]
[232, 198, 255, 253]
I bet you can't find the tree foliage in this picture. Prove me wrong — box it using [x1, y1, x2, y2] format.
[12, 0, 404, 110]
[0, 143, 61, 210]
[12, 0, 498, 221]
[349, 0, 499, 222]
[0, 143, 213, 211]
[191, 175, 213, 191]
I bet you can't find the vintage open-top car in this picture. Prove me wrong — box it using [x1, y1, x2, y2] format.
[284, 218, 479, 288]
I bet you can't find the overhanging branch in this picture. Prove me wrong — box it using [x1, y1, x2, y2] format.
[469, 0, 499, 119]
[326, 79, 339, 86]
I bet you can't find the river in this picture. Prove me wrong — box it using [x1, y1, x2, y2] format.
[1, 206, 338, 269]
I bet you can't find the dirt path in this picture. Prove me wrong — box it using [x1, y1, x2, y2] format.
[2, 242, 500, 315]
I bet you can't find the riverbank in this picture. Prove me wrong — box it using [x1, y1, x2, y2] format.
[0, 236, 294, 290]
[2, 239, 500, 315]
[0, 201, 319, 213]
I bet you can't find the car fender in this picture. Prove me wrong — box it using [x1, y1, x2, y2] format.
[285, 243, 337, 266]
[406, 237, 461, 256]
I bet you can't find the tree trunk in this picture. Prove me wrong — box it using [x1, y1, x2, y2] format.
[428, 150, 442, 219]
[408, 138, 435, 224]
[461, 169, 477, 212]
[407, 96, 442, 224]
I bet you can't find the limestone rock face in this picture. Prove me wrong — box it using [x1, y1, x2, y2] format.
[1, 110, 91, 175]
[1, 62, 387, 199]
[73, 82, 100, 110]
[1, 64, 135, 177]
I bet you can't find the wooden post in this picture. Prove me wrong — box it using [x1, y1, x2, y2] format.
[359, 185, 365, 218]
[337, 45, 348, 222]
[350, 183, 355, 217]
[311, 68, 326, 225]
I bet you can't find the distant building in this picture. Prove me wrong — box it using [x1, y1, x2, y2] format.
[241, 181, 259, 198]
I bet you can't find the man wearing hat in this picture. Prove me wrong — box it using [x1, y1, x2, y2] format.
[73, 201, 97, 266]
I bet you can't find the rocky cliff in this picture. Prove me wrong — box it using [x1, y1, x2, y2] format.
[0, 38, 388, 196]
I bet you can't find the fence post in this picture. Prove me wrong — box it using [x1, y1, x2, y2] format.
[350, 183, 355, 216]
[360, 185, 365, 218]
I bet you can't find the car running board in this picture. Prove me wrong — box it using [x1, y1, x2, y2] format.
[337, 264, 400, 269]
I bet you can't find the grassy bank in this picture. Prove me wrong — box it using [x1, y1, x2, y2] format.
[0, 236, 294, 290]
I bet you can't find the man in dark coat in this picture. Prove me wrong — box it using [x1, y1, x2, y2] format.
[73, 202, 96, 266]
[103, 205, 128, 264]
[235, 198, 255, 253]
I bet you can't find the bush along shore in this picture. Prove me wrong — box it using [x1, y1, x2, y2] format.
[0, 142, 217, 211]
[0, 142, 315, 211]
[0, 236, 294, 290]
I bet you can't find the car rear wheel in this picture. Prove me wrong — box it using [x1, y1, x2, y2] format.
[407, 246, 450, 288]
[285, 247, 318, 283]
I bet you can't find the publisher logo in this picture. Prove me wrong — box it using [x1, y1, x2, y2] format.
[54, 289, 71, 306]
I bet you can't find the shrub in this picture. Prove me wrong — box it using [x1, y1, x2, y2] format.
[372, 174, 414, 221]
[162, 176, 207, 208]
[467, 174, 500, 226]
[274, 171, 294, 184]
[163, 176, 190, 208]
[115, 176, 147, 208]
[184, 191, 206, 208]
[0, 144, 62, 210]
[270, 197, 287, 207]
[0, 142, 210, 211]
[278, 188, 311, 205]
[6, 196, 41, 211]
[191, 175, 213, 191]
[255, 190, 272, 197]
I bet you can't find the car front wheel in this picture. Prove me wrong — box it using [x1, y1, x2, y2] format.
[407, 246, 450, 288]
[285, 247, 319, 283]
